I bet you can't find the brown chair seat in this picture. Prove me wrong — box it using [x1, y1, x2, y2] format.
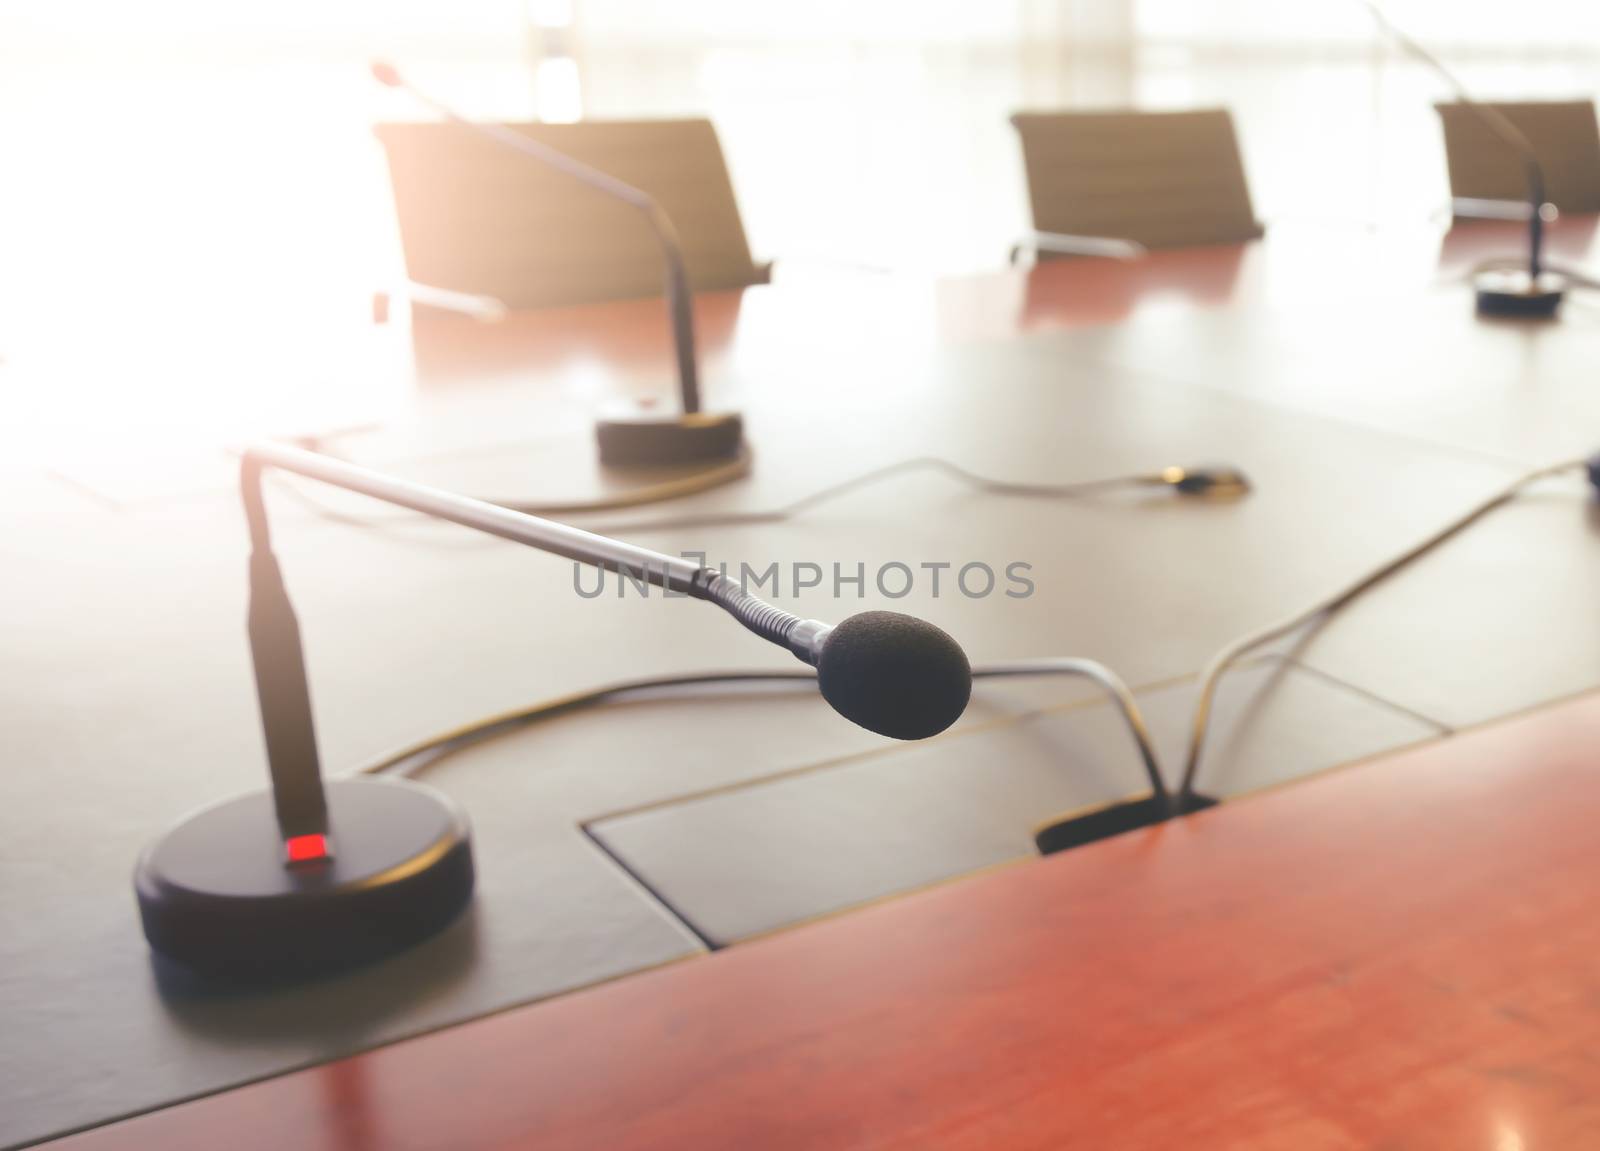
[1436, 100, 1600, 214]
[376, 118, 769, 310]
[1010, 108, 1264, 254]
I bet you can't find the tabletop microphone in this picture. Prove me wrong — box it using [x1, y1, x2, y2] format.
[136, 441, 969, 981]
[371, 60, 746, 466]
[242, 442, 971, 743]
[1361, 0, 1565, 317]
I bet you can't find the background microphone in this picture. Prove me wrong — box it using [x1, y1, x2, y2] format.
[371, 60, 746, 466]
[136, 441, 969, 981]
[1361, 0, 1566, 317]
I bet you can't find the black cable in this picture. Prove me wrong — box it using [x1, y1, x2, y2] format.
[351, 660, 1166, 799]
[1179, 456, 1592, 800]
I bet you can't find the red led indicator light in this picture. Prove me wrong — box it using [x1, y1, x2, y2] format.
[285, 834, 331, 864]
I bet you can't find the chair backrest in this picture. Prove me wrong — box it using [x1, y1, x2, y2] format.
[1010, 109, 1263, 251]
[376, 119, 768, 309]
[1436, 100, 1600, 214]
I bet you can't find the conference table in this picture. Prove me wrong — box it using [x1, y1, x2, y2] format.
[50, 689, 1600, 1149]
[7, 215, 1600, 1148]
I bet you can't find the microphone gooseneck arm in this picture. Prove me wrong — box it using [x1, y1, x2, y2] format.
[372, 64, 703, 414]
[239, 441, 841, 836]
[1362, 0, 1548, 279]
[242, 438, 976, 846]
[241, 442, 834, 661]
[692, 571, 834, 663]
[243, 444, 699, 589]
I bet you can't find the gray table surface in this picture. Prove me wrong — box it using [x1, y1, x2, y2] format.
[4, 281, 1599, 1148]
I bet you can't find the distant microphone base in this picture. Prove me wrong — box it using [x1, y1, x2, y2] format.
[136, 777, 474, 981]
[596, 409, 745, 467]
[1474, 269, 1566, 319]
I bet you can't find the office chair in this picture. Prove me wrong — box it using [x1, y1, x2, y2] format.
[375, 119, 771, 311]
[1437, 100, 1600, 215]
[1009, 109, 1265, 261]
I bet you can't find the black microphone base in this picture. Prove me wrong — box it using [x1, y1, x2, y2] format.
[136, 777, 474, 982]
[596, 410, 744, 468]
[1032, 791, 1218, 856]
[1474, 269, 1566, 318]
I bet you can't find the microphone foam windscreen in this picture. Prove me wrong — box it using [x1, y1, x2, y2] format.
[816, 611, 971, 740]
